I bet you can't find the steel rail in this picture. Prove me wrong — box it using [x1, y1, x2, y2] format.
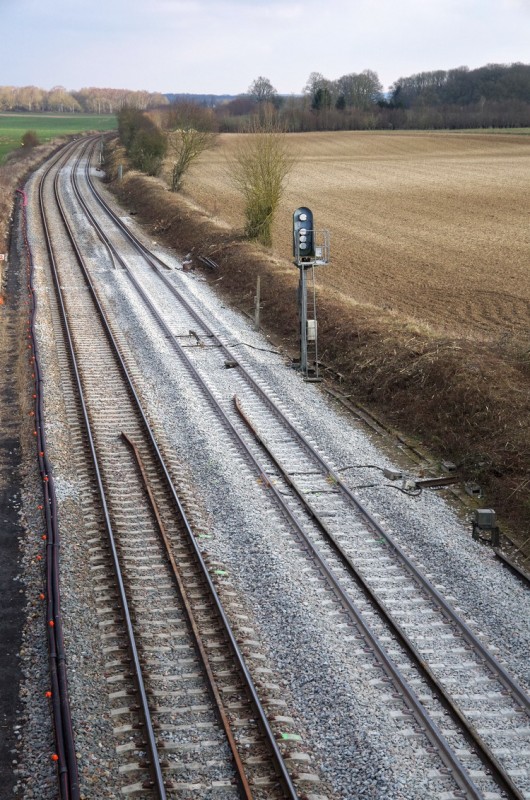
[494, 549, 530, 587]
[151, 262, 528, 795]
[82, 139, 530, 797]
[69, 142, 489, 799]
[98, 251, 485, 797]
[39, 139, 168, 798]
[68, 140, 301, 800]
[121, 431, 254, 800]
[67, 138, 301, 799]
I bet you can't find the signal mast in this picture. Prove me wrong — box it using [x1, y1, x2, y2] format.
[292, 207, 330, 380]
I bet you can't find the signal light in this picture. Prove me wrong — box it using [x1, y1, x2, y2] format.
[293, 207, 314, 262]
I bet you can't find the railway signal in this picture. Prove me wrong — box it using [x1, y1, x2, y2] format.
[292, 208, 330, 380]
[293, 207, 314, 261]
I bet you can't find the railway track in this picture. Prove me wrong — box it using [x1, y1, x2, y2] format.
[26, 136, 530, 799]
[30, 139, 317, 798]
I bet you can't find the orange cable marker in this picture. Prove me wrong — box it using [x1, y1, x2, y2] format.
[51, 754, 59, 762]
[48, 620, 54, 627]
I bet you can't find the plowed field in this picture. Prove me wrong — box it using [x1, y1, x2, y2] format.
[180, 131, 530, 343]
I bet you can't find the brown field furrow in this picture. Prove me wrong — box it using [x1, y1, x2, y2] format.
[178, 131, 530, 342]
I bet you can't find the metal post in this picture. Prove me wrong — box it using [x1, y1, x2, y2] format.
[300, 267, 308, 375]
[254, 276, 261, 331]
[311, 266, 319, 379]
[118, 164, 123, 181]
[293, 207, 330, 379]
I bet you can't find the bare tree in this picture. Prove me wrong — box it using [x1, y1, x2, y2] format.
[228, 119, 294, 246]
[169, 128, 217, 191]
[163, 102, 218, 192]
[303, 72, 335, 109]
[46, 86, 81, 113]
[248, 76, 277, 104]
[336, 70, 382, 108]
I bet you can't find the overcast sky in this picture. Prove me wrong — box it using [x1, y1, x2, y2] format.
[1, 0, 529, 95]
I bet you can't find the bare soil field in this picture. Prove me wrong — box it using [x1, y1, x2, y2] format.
[178, 131, 530, 344]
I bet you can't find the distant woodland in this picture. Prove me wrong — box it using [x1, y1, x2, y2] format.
[0, 86, 167, 113]
[228, 63, 530, 131]
[2, 63, 530, 130]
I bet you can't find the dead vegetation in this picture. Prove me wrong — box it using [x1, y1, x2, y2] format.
[0, 140, 67, 299]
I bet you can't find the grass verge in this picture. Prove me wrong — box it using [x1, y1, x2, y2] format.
[0, 113, 116, 162]
[0, 139, 69, 296]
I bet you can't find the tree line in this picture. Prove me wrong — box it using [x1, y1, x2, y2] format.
[0, 86, 168, 113]
[217, 63, 530, 131]
[5, 61, 529, 128]
[390, 63, 530, 107]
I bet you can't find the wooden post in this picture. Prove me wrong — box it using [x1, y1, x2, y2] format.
[0, 253, 5, 304]
[254, 276, 261, 330]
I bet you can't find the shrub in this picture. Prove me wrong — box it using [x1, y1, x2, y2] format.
[21, 130, 40, 148]
[228, 119, 293, 246]
[129, 127, 167, 175]
[118, 107, 167, 176]
[161, 102, 218, 192]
